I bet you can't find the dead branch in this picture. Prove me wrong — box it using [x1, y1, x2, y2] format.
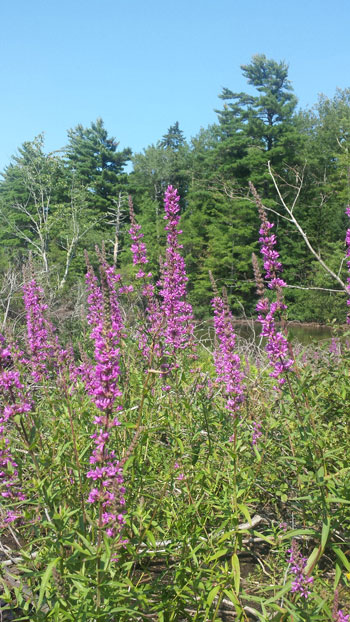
[267, 161, 347, 293]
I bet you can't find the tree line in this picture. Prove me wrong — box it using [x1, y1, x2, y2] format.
[1, 54, 350, 323]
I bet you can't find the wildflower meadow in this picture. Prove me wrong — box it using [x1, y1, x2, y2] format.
[0, 185, 349, 621]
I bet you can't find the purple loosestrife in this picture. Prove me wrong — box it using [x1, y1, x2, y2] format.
[0, 334, 29, 519]
[333, 590, 350, 622]
[128, 198, 163, 361]
[23, 278, 52, 382]
[250, 183, 293, 388]
[129, 197, 151, 279]
[23, 278, 68, 382]
[287, 539, 314, 599]
[345, 205, 350, 324]
[158, 186, 195, 352]
[211, 295, 245, 419]
[83, 257, 126, 538]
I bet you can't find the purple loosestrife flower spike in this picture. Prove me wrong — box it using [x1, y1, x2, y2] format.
[250, 183, 293, 388]
[22, 278, 69, 382]
[345, 205, 350, 324]
[158, 186, 195, 352]
[0, 334, 29, 519]
[128, 197, 163, 360]
[83, 258, 122, 412]
[23, 279, 52, 382]
[211, 294, 245, 419]
[83, 255, 126, 538]
[128, 196, 150, 277]
[333, 589, 350, 622]
[287, 539, 314, 599]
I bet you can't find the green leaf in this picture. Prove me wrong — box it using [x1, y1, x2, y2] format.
[321, 516, 331, 551]
[206, 584, 221, 607]
[231, 553, 240, 594]
[208, 548, 228, 562]
[330, 545, 350, 571]
[305, 546, 319, 575]
[37, 557, 60, 611]
[237, 503, 252, 525]
[145, 530, 156, 548]
[280, 528, 315, 540]
[223, 589, 240, 607]
[252, 531, 274, 545]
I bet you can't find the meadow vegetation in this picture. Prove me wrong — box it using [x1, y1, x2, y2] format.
[0, 185, 349, 622]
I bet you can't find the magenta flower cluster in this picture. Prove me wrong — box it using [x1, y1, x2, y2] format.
[335, 609, 350, 622]
[259, 219, 286, 290]
[0, 334, 29, 518]
[256, 208, 293, 387]
[23, 278, 68, 382]
[83, 259, 126, 537]
[256, 299, 293, 386]
[23, 279, 53, 382]
[158, 186, 194, 351]
[129, 199, 151, 280]
[287, 540, 314, 599]
[345, 205, 350, 324]
[83, 260, 123, 412]
[128, 198, 163, 361]
[211, 295, 245, 417]
[333, 589, 349, 622]
[252, 420, 262, 445]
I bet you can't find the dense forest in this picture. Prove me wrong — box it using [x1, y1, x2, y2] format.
[2, 54, 350, 323]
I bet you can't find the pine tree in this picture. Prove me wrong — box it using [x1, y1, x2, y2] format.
[159, 121, 186, 151]
[65, 118, 131, 214]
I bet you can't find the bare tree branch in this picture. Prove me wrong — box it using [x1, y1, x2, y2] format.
[267, 161, 347, 293]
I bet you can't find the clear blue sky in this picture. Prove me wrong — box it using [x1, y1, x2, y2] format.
[0, 0, 349, 172]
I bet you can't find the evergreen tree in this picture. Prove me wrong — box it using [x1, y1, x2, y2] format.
[215, 54, 300, 186]
[65, 118, 131, 214]
[159, 121, 186, 151]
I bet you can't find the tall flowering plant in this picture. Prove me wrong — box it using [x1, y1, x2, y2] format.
[129, 197, 151, 280]
[345, 205, 350, 324]
[250, 183, 293, 388]
[82, 256, 126, 539]
[211, 294, 245, 420]
[23, 278, 54, 382]
[128, 197, 163, 361]
[158, 186, 195, 353]
[287, 539, 314, 599]
[23, 277, 69, 382]
[0, 334, 29, 520]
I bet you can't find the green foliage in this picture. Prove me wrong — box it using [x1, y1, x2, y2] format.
[65, 118, 131, 215]
[1, 281, 350, 620]
[2, 59, 350, 320]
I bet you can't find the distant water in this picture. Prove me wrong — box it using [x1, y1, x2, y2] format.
[235, 322, 334, 345]
[197, 321, 344, 346]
